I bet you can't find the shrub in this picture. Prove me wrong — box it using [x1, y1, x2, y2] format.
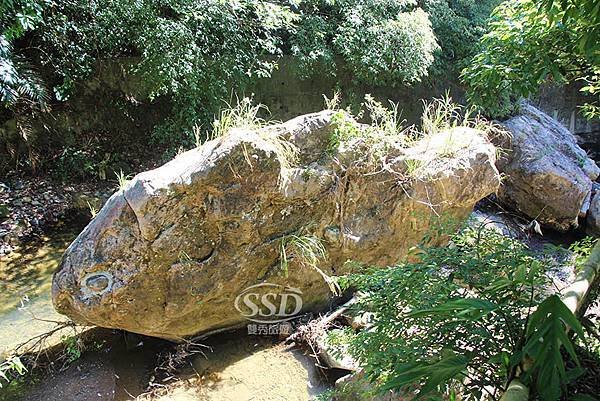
[339, 224, 589, 400]
[335, 7, 438, 85]
[462, 0, 599, 119]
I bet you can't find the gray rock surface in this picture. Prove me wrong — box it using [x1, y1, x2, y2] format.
[586, 183, 600, 236]
[498, 103, 599, 231]
[334, 370, 410, 401]
[52, 111, 500, 340]
[469, 209, 523, 238]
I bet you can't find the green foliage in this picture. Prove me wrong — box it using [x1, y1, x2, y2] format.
[314, 388, 335, 401]
[53, 147, 115, 181]
[326, 93, 498, 174]
[403, 158, 424, 177]
[290, 0, 498, 83]
[362, 94, 405, 138]
[1, 0, 48, 108]
[210, 97, 269, 140]
[579, 68, 600, 119]
[335, 7, 438, 85]
[328, 110, 363, 153]
[463, 0, 600, 118]
[520, 294, 586, 401]
[569, 236, 598, 271]
[279, 234, 327, 275]
[328, 94, 408, 156]
[417, 92, 497, 138]
[1, 0, 501, 174]
[339, 224, 588, 400]
[33, 0, 291, 144]
[380, 350, 470, 397]
[279, 233, 339, 293]
[290, 0, 439, 85]
[61, 335, 82, 363]
[290, 13, 337, 79]
[538, 0, 600, 62]
[419, 0, 501, 76]
[0, 37, 47, 109]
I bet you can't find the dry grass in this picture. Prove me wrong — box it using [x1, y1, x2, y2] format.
[279, 233, 340, 295]
[326, 92, 504, 156]
[420, 92, 509, 149]
[208, 96, 300, 187]
[210, 96, 270, 140]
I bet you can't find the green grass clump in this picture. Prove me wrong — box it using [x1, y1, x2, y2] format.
[207, 97, 299, 186]
[279, 233, 339, 294]
[210, 97, 269, 140]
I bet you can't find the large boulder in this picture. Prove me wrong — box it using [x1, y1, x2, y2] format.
[498, 103, 600, 231]
[52, 111, 500, 340]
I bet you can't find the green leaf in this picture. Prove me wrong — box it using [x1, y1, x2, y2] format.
[406, 298, 497, 321]
[420, 352, 470, 395]
[522, 295, 585, 401]
[571, 395, 599, 401]
[380, 351, 471, 398]
[11, 357, 26, 375]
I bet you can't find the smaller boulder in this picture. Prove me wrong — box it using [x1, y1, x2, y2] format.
[469, 209, 523, 238]
[497, 103, 599, 231]
[586, 183, 600, 236]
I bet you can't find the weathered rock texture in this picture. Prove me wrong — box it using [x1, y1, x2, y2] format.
[586, 183, 600, 236]
[52, 111, 500, 339]
[335, 371, 409, 401]
[498, 103, 600, 231]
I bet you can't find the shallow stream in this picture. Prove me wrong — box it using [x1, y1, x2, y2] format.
[0, 232, 74, 354]
[0, 228, 332, 401]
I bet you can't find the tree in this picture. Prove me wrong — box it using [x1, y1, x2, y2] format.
[462, 0, 600, 119]
[0, 0, 48, 109]
[419, 0, 501, 76]
[290, 0, 439, 85]
[1, 0, 500, 174]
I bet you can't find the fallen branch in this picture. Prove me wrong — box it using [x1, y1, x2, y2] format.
[13, 319, 77, 356]
[286, 296, 357, 344]
[284, 296, 358, 375]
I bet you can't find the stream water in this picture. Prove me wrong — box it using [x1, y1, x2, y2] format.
[0, 232, 74, 355]
[0, 228, 332, 401]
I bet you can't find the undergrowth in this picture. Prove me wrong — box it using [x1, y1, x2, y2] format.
[0, 357, 26, 388]
[420, 93, 494, 136]
[326, 92, 502, 172]
[0, 321, 96, 394]
[335, 224, 594, 401]
[327, 94, 409, 158]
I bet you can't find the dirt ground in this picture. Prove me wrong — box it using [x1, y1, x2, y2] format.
[1, 330, 330, 401]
